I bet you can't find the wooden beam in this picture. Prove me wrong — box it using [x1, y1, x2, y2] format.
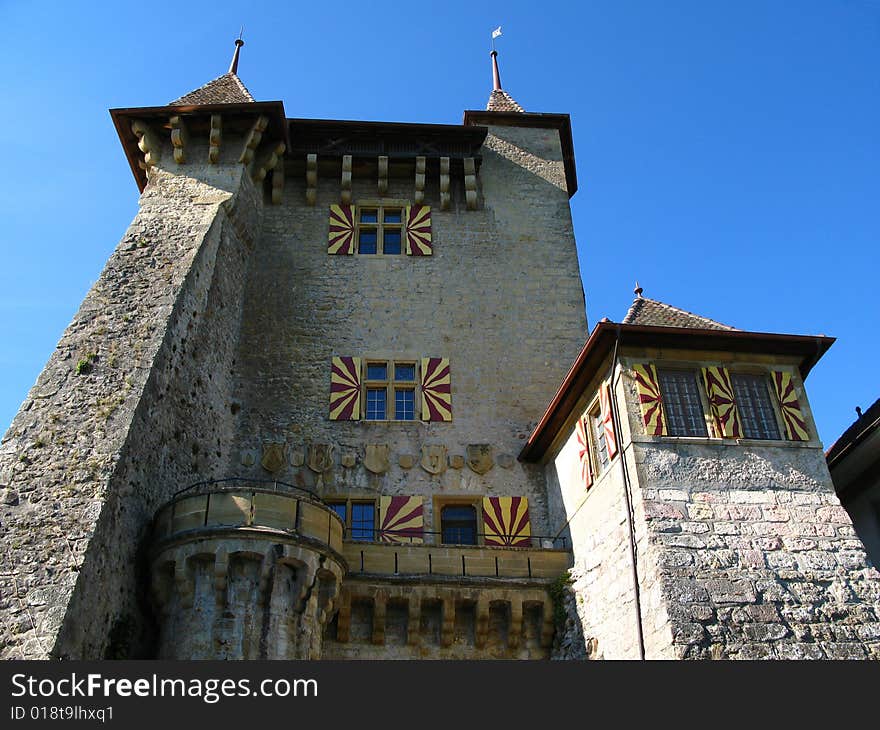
[378, 155, 388, 195]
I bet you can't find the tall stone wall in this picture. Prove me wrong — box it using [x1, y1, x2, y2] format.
[228, 124, 587, 539]
[0, 141, 260, 659]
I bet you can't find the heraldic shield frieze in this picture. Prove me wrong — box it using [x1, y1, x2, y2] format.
[307, 443, 334, 473]
[466, 444, 494, 475]
[261, 442, 286, 474]
[420, 444, 448, 475]
[364, 444, 390, 475]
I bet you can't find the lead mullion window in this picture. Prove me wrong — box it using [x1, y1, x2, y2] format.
[731, 373, 781, 440]
[364, 361, 389, 420]
[393, 361, 416, 420]
[658, 369, 707, 437]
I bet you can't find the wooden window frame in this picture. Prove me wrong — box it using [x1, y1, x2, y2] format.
[355, 199, 407, 256]
[326, 498, 378, 542]
[586, 396, 610, 477]
[729, 370, 785, 441]
[362, 358, 419, 421]
[433, 496, 483, 546]
[656, 367, 710, 437]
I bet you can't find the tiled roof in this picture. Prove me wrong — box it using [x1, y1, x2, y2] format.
[170, 73, 255, 105]
[826, 397, 880, 466]
[486, 89, 524, 113]
[622, 296, 738, 330]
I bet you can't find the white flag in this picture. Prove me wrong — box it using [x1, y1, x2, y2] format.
[492, 26, 502, 39]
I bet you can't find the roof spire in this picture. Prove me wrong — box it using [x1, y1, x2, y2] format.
[634, 281, 644, 298]
[491, 50, 502, 91]
[229, 30, 244, 75]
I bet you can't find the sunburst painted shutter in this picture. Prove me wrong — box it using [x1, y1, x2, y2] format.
[421, 357, 451, 421]
[329, 356, 361, 420]
[701, 366, 742, 438]
[599, 381, 619, 460]
[482, 497, 531, 547]
[328, 204, 356, 254]
[771, 370, 810, 441]
[633, 363, 667, 436]
[405, 204, 432, 255]
[575, 413, 593, 490]
[379, 496, 424, 544]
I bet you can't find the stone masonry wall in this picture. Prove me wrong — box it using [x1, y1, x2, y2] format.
[0, 137, 260, 658]
[228, 123, 587, 542]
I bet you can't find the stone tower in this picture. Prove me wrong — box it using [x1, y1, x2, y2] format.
[0, 43, 585, 659]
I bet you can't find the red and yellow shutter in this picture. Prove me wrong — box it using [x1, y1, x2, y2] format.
[482, 497, 531, 547]
[771, 370, 810, 441]
[328, 204, 356, 254]
[599, 381, 619, 460]
[405, 205, 432, 256]
[633, 363, 667, 436]
[421, 357, 451, 421]
[378, 496, 424, 544]
[701, 366, 742, 438]
[575, 413, 593, 490]
[329, 356, 361, 420]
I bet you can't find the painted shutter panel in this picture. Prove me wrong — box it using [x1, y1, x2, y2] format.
[771, 370, 810, 441]
[599, 381, 619, 460]
[575, 413, 593, 490]
[420, 357, 452, 421]
[329, 356, 361, 420]
[378, 496, 424, 544]
[405, 204, 432, 255]
[701, 366, 743, 438]
[633, 363, 667, 436]
[328, 204, 356, 254]
[482, 497, 532, 547]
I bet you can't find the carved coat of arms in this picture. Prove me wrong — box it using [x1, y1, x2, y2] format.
[364, 444, 390, 475]
[307, 443, 334, 473]
[420, 445, 448, 475]
[466, 444, 494, 475]
[261, 442, 286, 474]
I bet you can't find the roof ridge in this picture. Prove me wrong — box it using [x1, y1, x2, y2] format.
[621, 295, 738, 330]
[486, 89, 524, 113]
[170, 72, 255, 106]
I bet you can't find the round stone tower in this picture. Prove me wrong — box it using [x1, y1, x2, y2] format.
[150, 481, 346, 659]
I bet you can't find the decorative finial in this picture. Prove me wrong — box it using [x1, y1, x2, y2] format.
[229, 30, 245, 75]
[634, 281, 643, 298]
[490, 26, 503, 90]
[856, 406, 863, 418]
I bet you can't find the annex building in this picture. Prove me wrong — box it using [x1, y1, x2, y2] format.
[1, 41, 878, 660]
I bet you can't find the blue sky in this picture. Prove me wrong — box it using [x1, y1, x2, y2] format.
[0, 1, 877, 445]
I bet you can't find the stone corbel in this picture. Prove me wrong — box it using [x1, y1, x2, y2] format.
[378, 155, 388, 195]
[414, 156, 426, 204]
[252, 142, 286, 183]
[335, 589, 351, 643]
[131, 120, 161, 170]
[208, 114, 222, 164]
[371, 591, 387, 645]
[305, 154, 317, 206]
[340, 155, 353, 204]
[440, 593, 455, 647]
[475, 596, 490, 649]
[214, 549, 229, 607]
[508, 597, 523, 649]
[407, 594, 421, 646]
[169, 116, 188, 164]
[239, 115, 269, 165]
[440, 157, 451, 210]
[272, 161, 285, 204]
[464, 157, 478, 210]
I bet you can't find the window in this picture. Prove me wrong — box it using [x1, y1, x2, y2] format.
[328, 499, 376, 541]
[730, 373, 781, 440]
[357, 205, 404, 255]
[657, 369, 707, 437]
[364, 359, 417, 421]
[587, 401, 609, 474]
[441, 505, 478, 545]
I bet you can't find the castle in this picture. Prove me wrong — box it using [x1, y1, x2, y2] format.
[1, 40, 878, 660]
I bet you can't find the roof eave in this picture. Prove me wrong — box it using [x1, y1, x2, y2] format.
[519, 322, 835, 463]
[462, 110, 577, 197]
